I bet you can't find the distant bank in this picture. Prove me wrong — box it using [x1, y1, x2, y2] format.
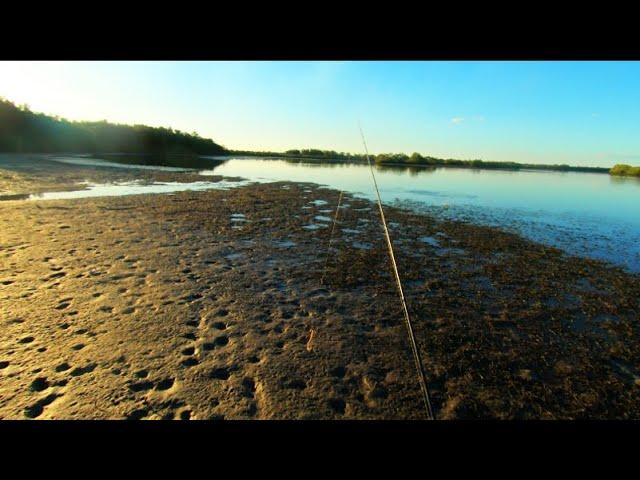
[1, 97, 628, 176]
[610, 164, 640, 177]
[230, 150, 611, 174]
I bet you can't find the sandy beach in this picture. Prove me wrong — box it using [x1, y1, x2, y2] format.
[1, 157, 640, 419]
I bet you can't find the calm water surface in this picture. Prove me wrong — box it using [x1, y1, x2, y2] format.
[205, 158, 640, 272]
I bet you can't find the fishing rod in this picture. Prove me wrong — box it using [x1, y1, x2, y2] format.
[320, 190, 344, 285]
[358, 123, 435, 420]
[319, 125, 435, 419]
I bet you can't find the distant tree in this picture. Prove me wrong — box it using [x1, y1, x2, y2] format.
[0, 98, 226, 157]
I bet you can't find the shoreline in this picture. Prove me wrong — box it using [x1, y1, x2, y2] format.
[228, 152, 612, 175]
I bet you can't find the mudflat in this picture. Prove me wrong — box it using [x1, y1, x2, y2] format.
[1, 159, 640, 419]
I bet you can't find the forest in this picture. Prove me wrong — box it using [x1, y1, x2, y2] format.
[0, 98, 226, 157]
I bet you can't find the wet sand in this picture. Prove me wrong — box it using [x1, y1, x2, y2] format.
[0, 154, 234, 199]
[1, 158, 640, 419]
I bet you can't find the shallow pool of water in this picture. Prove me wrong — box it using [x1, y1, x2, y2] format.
[28, 179, 249, 200]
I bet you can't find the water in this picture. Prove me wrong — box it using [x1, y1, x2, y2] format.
[49, 154, 226, 171]
[28, 179, 249, 200]
[48, 156, 192, 172]
[9, 154, 640, 272]
[203, 158, 640, 272]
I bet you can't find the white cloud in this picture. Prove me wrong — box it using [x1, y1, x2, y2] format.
[451, 117, 464, 124]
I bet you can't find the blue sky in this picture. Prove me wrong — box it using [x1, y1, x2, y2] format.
[0, 61, 638, 167]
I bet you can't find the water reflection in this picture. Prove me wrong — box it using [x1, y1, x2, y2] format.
[208, 158, 640, 272]
[91, 154, 228, 170]
[50, 154, 228, 171]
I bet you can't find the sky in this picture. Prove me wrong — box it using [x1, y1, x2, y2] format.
[0, 61, 639, 167]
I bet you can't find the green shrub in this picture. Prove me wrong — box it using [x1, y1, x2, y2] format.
[610, 164, 640, 177]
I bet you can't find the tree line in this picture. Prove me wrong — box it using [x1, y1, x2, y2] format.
[232, 148, 610, 173]
[0, 98, 227, 157]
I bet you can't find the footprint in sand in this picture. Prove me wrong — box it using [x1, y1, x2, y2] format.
[177, 409, 192, 420]
[209, 367, 230, 380]
[126, 408, 149, 420]
[202, 335, 229, 351]
[55, 300, 72, 310]
[24, 393, 61, 419]
[181, 346, 195, 356]
[55, 362, 71, 372]
[29, 377, 49, 392]
[129, 380, 154, 392]
[155, 378, 175, 391]
[69, 363, 96, 377]
[241, 377, 256, 398]
[181, 358, 199, 367]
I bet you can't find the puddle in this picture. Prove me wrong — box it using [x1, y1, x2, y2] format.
[314, 215, 332, 222]
[419, 236, 440, 247]
[230, 213, 248, 224]
[302, 224, 328, 231]
[436, 247, 467, 257]
[15, 179, 250, 201]
[352, 242, 373, 250]
[274, 240, 297, 248]
[311, 200, 328, 206]
[342, 228, 361, 235]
